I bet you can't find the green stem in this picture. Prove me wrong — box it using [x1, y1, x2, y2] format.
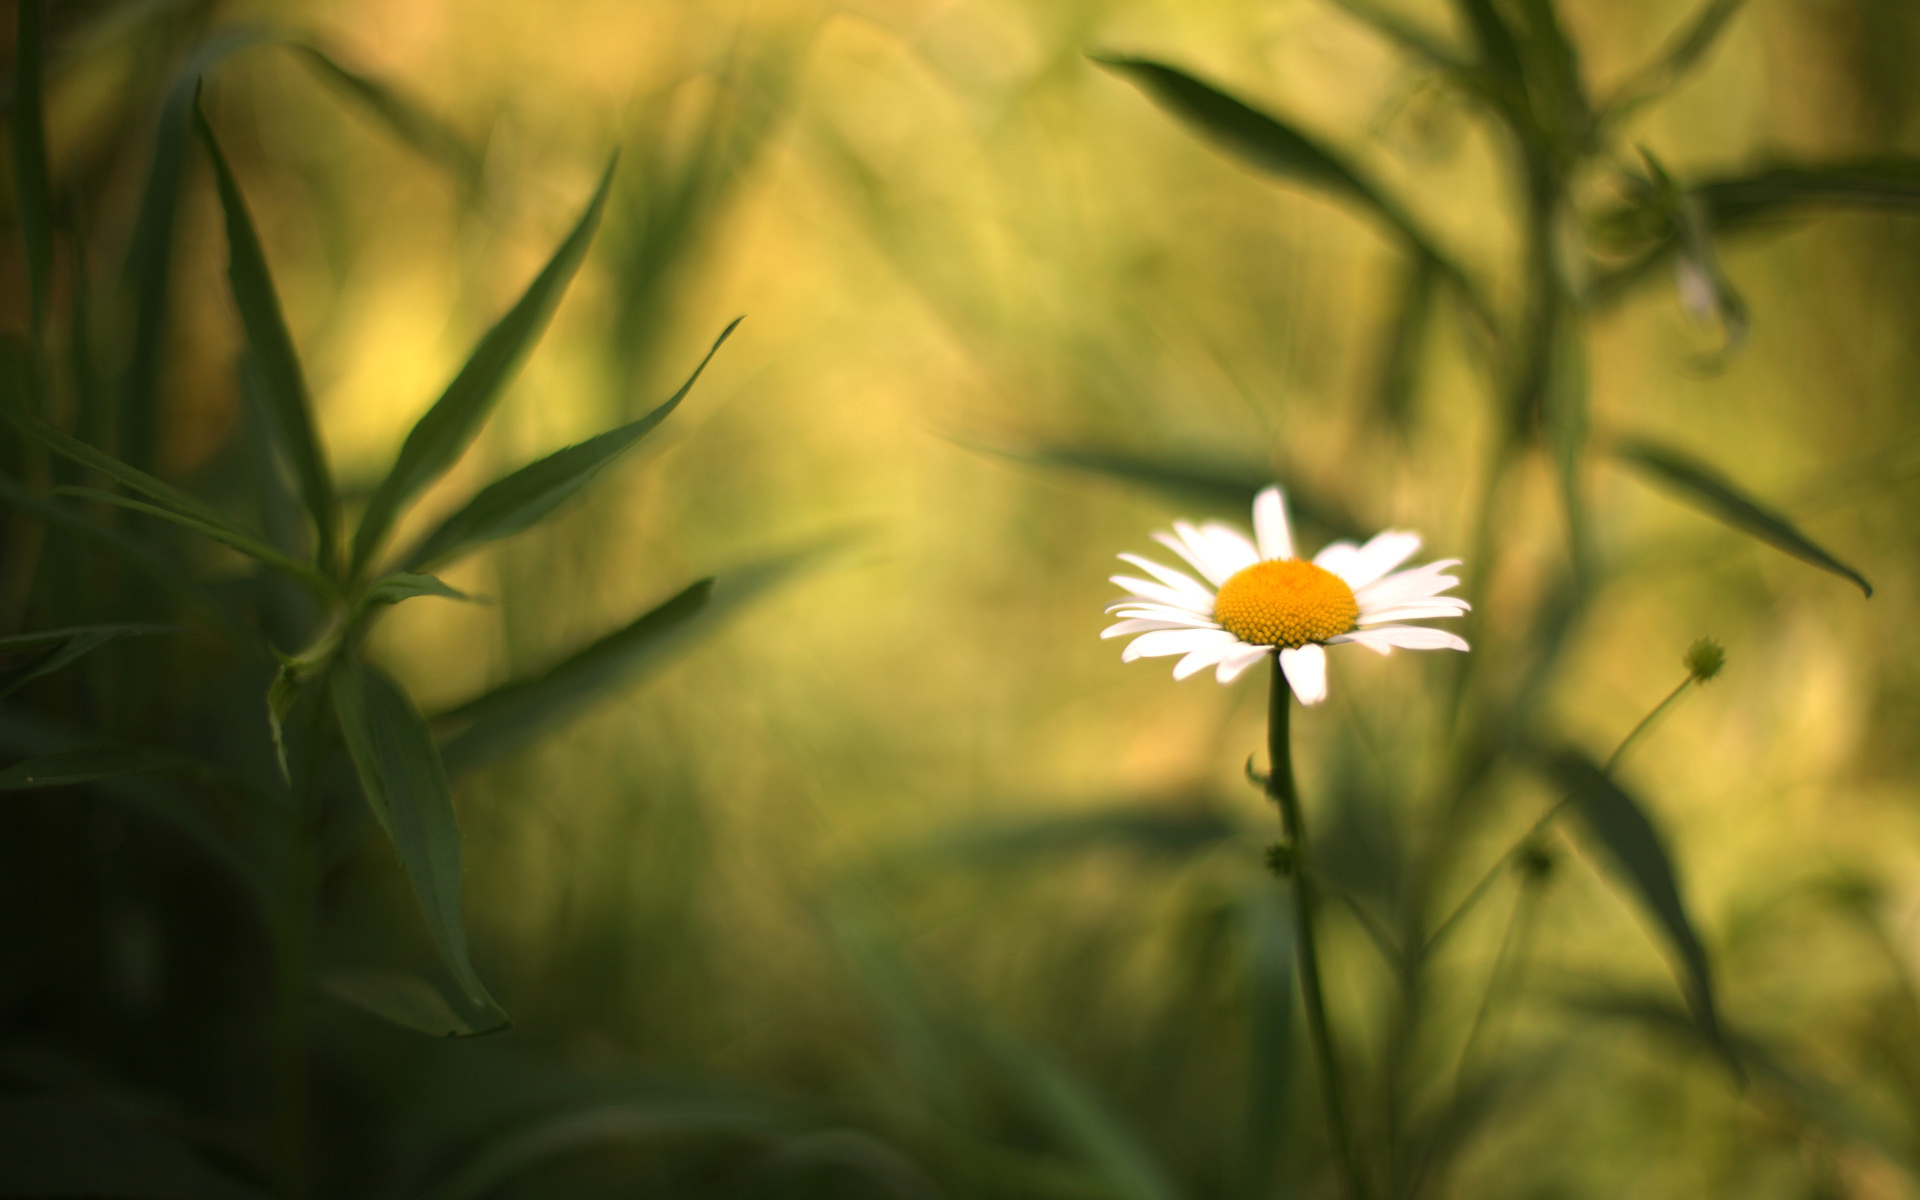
[273, 678, 330, 1200]
[1268, 658, 1368, 1200]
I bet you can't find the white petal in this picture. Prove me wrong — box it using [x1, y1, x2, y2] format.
[1357, 600, 1470, 625]
[1327, 632, 1395, 656]
[1105, 603, 1220, 626]
[1345, 624, 1468, 652]
[1253, 487, 1293, 561]
[1168, 521, 1248, 586]
[1312, 540, 1360, 577]
[1123, 628, 1238, 661]
[1279, 644, 1329, 705]
[1110, 575, 1209, 613]
[1353, 559, 1462, 609]
[1215, 644, 1270, 684]
[1330, 531, 1422, 589]
[1117, 554, 1214, 604]
[1152, 531, 1221, 585]
[1172, 637, 1242, 680]
[1103, 618, 1201, 639]
[1197, 522, 1262, 577]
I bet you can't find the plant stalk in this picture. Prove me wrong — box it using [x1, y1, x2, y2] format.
[1268, 657, 1368, 1200]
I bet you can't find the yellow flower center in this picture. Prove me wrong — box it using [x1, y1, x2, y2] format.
[1212, 559, 1359, 648]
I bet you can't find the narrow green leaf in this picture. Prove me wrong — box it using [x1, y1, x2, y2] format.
[406, 317, 740, 571]
[0, 746, 198, 791]
[0, 623, 179, 699]
[1615, 436, 1873, 596]
[330, 660, 507, 1030]
[1543, 749, 1729, 1059]
[1512, 0, 1590, 130]
[54, 486, 331, 594]
[907, 803, 1237, 869]
[436, 542, 829, 774]
[8, 409, 238, 528]
[1236, 888, 1295, 1200]
[1451, 0, 1526, 85]
[11, 0, 55, 336]
[194, 94, 340, 574]
[1602, 0, 1748, 125]
[362, 571, 474, 608]
[322, 967, 495, 1038]
[998, 442, 1368, 543]
[1373, 253, 1439, 430]
[349, 157, 619, 579]
[292, 43, 485, 190]
[117, 30, 271, 470]
[1323, 0, 1469, 75]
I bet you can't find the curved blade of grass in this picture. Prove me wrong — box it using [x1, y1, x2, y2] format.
[54, 486, 330, 594]
[406, 318, 739, 571]
[330, 660, 507, 1031]
[11, 0, 54, 338]
[1324, 0, 1469, 75]
[1615, 436, 1872, 595]
[995, 442, 1368, 542]
[348, 157, 618, 579]
[194, 94, 340, 575]
[291, 43, 484, 190]
[1512, 0, 1589, 130]
[1601, 0, 1748, 127]
[361, 571, 473, 609]
[1, 623, 179, 699]
[0, 746, 199, 790]
[322, 967, 497, 1038]
[436, 541, 833, 774]
[118, 28, 271, 470]
[1543, 748, 1731, 1068]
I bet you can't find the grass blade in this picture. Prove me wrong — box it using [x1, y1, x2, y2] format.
[292, 43, 484, 190]
[406, 318, 739, 571]
[54, 486, 330, 594]
[361, 571, 473, 609]
[1602, 0, 1748, 125]
[1615, 436, 1872, 595]
[903, 802, 1238, 870]
[1373, 253, 1439, 431]
[11, 0, 54, 337]
[0, 746, 198, 790]
[1236, 887, 1295, 1200]
[322, 967, 497, 1038]
[330, 660, 507, 1032]
[348, 157, 618, 579]
[1543, 748, 1730, 1065]
[1, 623, 179, 698]
[194, 94, 340, 575]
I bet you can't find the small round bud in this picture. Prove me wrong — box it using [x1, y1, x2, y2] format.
[1265, 841, 1296, 877]
[1684, 637, 1725, 684]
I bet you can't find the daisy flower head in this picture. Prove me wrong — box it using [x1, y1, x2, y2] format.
[1103, 486, 1469, 705]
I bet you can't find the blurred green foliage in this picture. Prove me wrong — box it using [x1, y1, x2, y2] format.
[3, 0, 1919, 1197]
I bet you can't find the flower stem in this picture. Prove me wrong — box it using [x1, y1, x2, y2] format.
[1268, 657, 1368, 1200]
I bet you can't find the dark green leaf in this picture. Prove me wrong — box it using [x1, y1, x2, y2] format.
[1512, 0, 1590, 130]
[0, 1095, 272, 1200]
[118, 30, 271, 470]
[1323, 0, 1469, 75]
[11, 0, 54, 336]
[1373, 253, 1439, 430]
[348, 157, 619, 578]
[406, 317, 740, 570]
[1542, 748, 1729, 1060]
[322, 967, 496, 1038]
[0, 624, 179, 699]
[195, 95, 340, 573]
[905, 802, 1238, 870]
[330, 660, 508, 1032]
[1236, 888, 1295, 1200]
[1602, 0, 1748, 125]
[0, 746, 198, 791]
[997, 442, 1368, 543]
[1615, 436, 1873, 595]
[292, 43, 485, 189]
[54, 486, 330, 594]
[436, 542, 830, 774]
[362, 572, 474, 608]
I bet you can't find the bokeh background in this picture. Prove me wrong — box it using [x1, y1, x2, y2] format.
[4, 0, 1920, 1196]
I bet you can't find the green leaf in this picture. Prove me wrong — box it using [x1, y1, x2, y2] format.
[348, 157, 619, 579]
[195, 93, 341, 574]
[436, 542, 830, 774]
[996, 442, 1368, 543]
[1236, 888, 1295, 1200]
[292, 43, 485, 190]
[1512, 0, 1590, 131]
[11, 0, 54, 337]
[905, 802, 1238, 870]
[0, 746, 198, 791]
[362, 571, 474, 608]
[0, 624, 179, 699]
[54, 486, 331, 594]
[1601, 0, 1748, 126]
[330, 660, 507, 1031]
[117, 30, 272, 470]
[1450, 0, 1526, 86]
[1323, 0, 1469, 75]
[322, 967, 498, 1038]
[1542, 749, 1730, 1062]
[1373, 253, 1440, 430]
[1614, 436, 1873, 596]
[406, 317, 739, 571]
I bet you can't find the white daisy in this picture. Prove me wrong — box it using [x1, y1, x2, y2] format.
[1103, 485, 1469, 704]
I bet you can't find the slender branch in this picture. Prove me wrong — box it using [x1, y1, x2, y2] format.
[1268, 657, 1369, 1200]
